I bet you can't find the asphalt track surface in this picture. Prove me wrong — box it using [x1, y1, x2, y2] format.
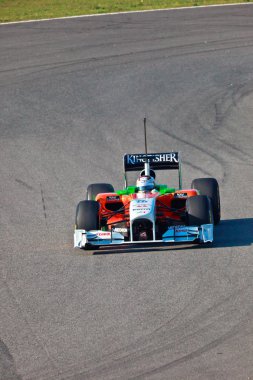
[1, 4, 253, 380]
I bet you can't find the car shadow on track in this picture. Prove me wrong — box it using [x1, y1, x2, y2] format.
[91, 218, 253, 255]
[213, 217, 253, 248]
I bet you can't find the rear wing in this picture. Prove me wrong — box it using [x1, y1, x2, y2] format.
[123, 152, 182, 189]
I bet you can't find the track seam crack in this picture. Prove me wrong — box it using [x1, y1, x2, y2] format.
[40, 183, 48, 228]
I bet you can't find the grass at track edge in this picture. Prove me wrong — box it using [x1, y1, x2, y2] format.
[0, 0, 252, 23]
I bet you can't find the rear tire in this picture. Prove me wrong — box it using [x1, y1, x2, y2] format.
[86, 183, 114, 200]
[191, 178, 220, 224]
[75, 200, 99, 230]
[186, 195, 213, 226]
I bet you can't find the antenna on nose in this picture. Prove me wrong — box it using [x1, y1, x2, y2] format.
[144, 117, 148, 157]
[144, 117, 150, 176]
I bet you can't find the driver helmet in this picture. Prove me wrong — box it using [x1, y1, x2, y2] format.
[136, 175, 155, 192]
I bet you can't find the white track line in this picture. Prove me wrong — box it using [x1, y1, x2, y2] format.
[1, 2, 253, 25]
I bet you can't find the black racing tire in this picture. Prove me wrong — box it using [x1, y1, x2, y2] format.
[75, 200, 99, 230]
[186, 195, 213, 226]
[191, 178, 220, 225]
[86, 183, 114, 200]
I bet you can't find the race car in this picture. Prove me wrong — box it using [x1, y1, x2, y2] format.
[74, 152, 220, 249]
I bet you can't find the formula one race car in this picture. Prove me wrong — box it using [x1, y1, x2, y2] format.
[74, 151, 220, 249]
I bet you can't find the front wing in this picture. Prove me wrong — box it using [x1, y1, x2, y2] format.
[74, 224, 213, 249]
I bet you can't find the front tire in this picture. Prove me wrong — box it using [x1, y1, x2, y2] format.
[191, 178, 220, 224]
[75, 200, 99, 230]
[186, 195, 213, 226]
[86, 183, 114, 200]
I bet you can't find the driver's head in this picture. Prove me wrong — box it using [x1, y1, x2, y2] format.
[136, 175, 155, 192]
